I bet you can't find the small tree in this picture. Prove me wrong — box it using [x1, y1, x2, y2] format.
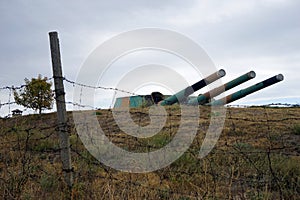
[14, 75, 54, 114]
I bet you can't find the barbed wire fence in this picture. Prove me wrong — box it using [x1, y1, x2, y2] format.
[1, 76, 300, 199]
[1, 31, 300, 199]
[1, 76, 299, 118]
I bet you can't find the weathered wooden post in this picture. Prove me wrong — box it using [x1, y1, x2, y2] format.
[49, 31, 73, 189]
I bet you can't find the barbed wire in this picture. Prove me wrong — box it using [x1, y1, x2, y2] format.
[1, 78, 299, 116]
[63, 76, 138, 96]
[1, 101, 299, 199]
[0, 85, 27, 91]
[0, 77, 299, 199]
[0, 101, 16, 107]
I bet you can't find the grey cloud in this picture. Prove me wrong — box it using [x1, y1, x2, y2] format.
[0, 0, 298, 113]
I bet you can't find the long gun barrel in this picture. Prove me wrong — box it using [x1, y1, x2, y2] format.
[188, 71, 256, 105]
[160, 69, 226, 106]
[208, 74, 284, 106]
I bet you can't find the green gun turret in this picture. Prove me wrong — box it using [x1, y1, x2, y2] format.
[188, 71, 256, 105]
[207, 74, 284, 106]
[160, 69, 226, 106]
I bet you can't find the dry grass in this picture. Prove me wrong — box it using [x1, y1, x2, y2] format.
[0, 106, 299, 199]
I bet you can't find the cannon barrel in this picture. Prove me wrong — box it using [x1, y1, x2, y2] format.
[208, 74, 284, 106]
[188, 71, 256, 105]
[160, 69, 226, 106]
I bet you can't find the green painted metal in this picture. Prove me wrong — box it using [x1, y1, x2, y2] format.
[114, 95, 153, 108]
[129, 96, 144, 107]
[160, 69, 226, 106]
[188, 71, 256, 105]
[114, 98, 123, 108]
[208, 74, 284, 106]
[113, 72, 284, 108]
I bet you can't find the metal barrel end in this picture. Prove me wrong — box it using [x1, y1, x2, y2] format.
[276, 74, 284, 81]
[248, 71, 256, 78]
[217, 69, 226, 77]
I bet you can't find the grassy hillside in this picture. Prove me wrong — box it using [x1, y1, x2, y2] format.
[0, 106, 299, 199]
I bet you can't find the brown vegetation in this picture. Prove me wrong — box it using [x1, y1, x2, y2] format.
[0, 106, 299, 199]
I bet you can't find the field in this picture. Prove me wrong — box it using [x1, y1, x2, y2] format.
[0, 106, 299, 199]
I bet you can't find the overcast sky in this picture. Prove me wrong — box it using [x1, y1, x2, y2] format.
[1, 0, 299, 115]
